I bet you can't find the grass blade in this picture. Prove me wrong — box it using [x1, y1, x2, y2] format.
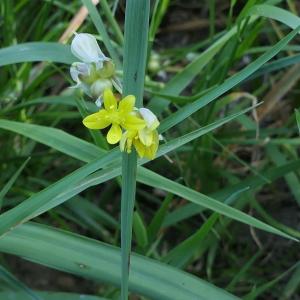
[0, 119, 105, 162]
[82, 0, 121, 68]
[121, 1, 150, 298]
[0, 157, 30, 211]
[159, 26, 300, 133]
[0, 222, 238, 300]
[0, 105, 259, 236]
[137, 167, 297, 241]
[0, 265, 41, 300]
[0, 42, 75, 66]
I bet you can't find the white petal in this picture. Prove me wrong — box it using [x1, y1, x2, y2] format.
[71, 33, 107, 63]
[139, 108, 159, 130]
[70, 62, 90, 83]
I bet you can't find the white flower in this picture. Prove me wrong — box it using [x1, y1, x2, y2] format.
[70, 62, 91, 84]
[139, 108, 159, 130]
[71, 33, 108, 66]
[69, 33, 120, 100]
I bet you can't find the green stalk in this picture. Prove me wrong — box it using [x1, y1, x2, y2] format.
[121, 1, 150, 299]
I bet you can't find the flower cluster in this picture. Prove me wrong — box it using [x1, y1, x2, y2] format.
[70, 33, 119, 106]
[82, 89, 160, 159]
[70, 33, 160, 160]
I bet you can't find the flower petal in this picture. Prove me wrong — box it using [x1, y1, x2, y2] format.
[123, 115, 145, 131]
[70, 62, 90, 83]
[103, 89, 118, 111]
[138, 128, 153, 146]
[139, 108, 159, 130]
[107, 124, 122, 144]
[144, 131, 159, 160]
[120, 131, 133, 153]
[82, 110, 110, 129]
[118, 95, 135, 113]
[71, 33, 107, 63]
[133, 139, 146, 158]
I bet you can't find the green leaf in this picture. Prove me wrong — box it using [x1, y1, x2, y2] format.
[133, 211, 148, 248]
[82, 0, 121, 69]
[0, 42, 75, 66]
[165, 160, 300, 226]
[0, 157, 30, 210]
[0, 291, 106, 300]
[0, 119, 105, 162]
[244, 262, 300, 300]
[159, 25, 300, 134]
[148, 15, 258, 113]
[0, 265, 41, 300]
[147, 193, 173, 242]
[137, 167, 297, 241]
[163, 213, 219, 268]
[121, 1, 150, 299]
[0, 105, 267, 238]
[0, 150, 119, 237]
[249, 4, 300, 30]
[0, 222, 238, 300]
[296, 109, 300, 134]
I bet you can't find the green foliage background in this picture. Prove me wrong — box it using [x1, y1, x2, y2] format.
[0, 0, 299, 299]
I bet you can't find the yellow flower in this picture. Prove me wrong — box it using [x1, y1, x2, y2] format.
[120, 108, 160, 160]
[120, 129, 159, 160]
[82, 89, 145, 144]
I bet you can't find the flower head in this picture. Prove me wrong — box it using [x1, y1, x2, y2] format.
[120, 107, 160, 160]
[69, 33, 117, 104]
[82, 89, 145, 144]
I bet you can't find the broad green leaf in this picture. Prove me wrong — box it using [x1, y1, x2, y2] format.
[249, 4, 300, 29]
[0, 222, 238, 300]
[0, 43, 75, 66]
[0, 291, 106, 300]
[0, 119, 105, 162]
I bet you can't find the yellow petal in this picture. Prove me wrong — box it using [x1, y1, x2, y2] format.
[107, 124, 122, 144]
[123, 115, 145, 131]
[103, 89, 117, 111]
[133, 139, 146, 158]
[118, 95, 135, 113]
[145, 131, 159, 160]
[82, 110, 110, 129]
[138, 128, 153, 146]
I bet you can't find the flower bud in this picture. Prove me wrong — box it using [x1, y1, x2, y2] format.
[71, 33, 107, 63]
[148, 52, 160, 73]
[97, 60, 115, 78]
[90, 79, 112, 98]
